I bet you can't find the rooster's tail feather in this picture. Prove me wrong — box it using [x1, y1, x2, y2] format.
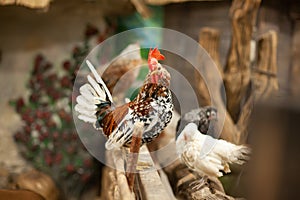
[75, 60, 113, 129]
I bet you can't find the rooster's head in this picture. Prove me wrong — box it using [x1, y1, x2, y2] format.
[147, 48, 170, 86]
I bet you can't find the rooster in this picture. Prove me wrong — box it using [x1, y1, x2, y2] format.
[75, 48, 173, 150]
[176, 122, 251, 189]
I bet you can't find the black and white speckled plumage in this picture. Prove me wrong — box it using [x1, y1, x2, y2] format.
[75, 56, 173, 150]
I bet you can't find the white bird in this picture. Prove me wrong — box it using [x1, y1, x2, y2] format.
[176, 123, 251, 183]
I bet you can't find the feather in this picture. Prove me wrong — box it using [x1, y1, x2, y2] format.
[76, 96, 97, 110]
[105, 109, 134, 150]
[74, 104, 96, 117]
[86, 60, 113, 103]
[78, 114, 97, 123]
[87, 75, 106, 100]
[80, 84, 99, 101]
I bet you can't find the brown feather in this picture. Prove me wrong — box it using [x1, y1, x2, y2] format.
[101, 104, 129, 137]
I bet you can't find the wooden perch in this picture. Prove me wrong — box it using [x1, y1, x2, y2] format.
[136, 146, 173, 200]
[164, 160, 235, 200]
[100, 149, 135, 200]
[224, 0, 261, 122]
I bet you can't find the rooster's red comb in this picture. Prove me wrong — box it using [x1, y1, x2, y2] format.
[148, 48, 165, 61]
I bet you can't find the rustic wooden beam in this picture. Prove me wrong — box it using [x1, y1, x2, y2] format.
[224, 0, 261, 122]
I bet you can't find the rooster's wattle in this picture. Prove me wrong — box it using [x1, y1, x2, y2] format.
[75, 48, 173, 150]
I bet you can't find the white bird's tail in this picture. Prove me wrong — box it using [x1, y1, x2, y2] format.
[228, 144, 251, 165]
[74, 60, 113, 129]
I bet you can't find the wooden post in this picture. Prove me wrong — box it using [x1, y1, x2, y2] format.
[197, 27, 239, 143]
[237, 30, 279, 143]
[224, 0, 261, 122]
[195, 27, 221, 106]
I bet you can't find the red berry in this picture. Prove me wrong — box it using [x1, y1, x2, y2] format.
[25, 125, 31, 134]
[16, 98, 25, 112]
[66, 164, 75, 173]
[84, 159, 92, 167]
[80, 173, 91, 183]
[67, 146, 75, 154]
[63, 61, 71, 71]
[60, 76, 71, 88]
[43, 111, 51, 119]
[35, 124, 42, 131]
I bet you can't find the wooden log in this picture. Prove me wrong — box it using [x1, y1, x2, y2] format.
[16, 170, 59, 200]
[164, 160, 235, 200]
[223, 0, 261, 122]
[0, 189, 45, 200]
[136, 146, 172, 200]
